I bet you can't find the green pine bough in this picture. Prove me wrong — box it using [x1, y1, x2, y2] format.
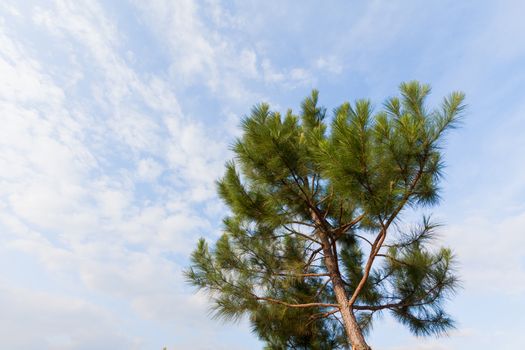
[186, 82, 464, 350]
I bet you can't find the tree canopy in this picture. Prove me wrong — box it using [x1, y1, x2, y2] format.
[186, 82, 464, 349]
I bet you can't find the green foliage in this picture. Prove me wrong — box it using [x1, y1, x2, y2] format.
[253, 283, 346, 350]
[186, 82, 464, 348]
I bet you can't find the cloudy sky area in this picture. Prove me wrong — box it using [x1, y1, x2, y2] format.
[0, 0, 524, 349]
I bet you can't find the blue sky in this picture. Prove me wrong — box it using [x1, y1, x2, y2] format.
[0, 1, 524, 349]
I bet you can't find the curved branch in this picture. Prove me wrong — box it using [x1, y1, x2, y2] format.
[348, 166, 426, 306]
[255, 296, 339, 309]
[274, 272, 331, 278]
[282, 225, 322, 244]
[304, 247, 323, 270]
[353, 233, 373, 246]
[334, 213, 366, 239]
[305, 308, 341, 326]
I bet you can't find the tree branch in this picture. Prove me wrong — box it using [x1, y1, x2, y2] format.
[314, 278, 332, 299]
[333, 213, 366, 240]
[353, 284, 445, 311]
[281, 225, 322, 244]
[348, 166, 425, 306]
[255, 296, 339, 309]
[353, 233, 373, 246]
[274, 272, 331, 278]
[305, 308, 341, 326]
[304, 247, 324, 270]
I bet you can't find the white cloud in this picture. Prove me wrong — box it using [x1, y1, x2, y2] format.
[316, 55, 343, 74]
[0, 1, 245, 348]
[134, 0, 318, 102]
[0, 283, 138, 350]
[133, 0, 224, 88]
[0, 29, 64, 106]
[261, 59, 285, 83]
[137, 158, 163, 182]
[444, 210, 525, 294]
[239, 48, 258, 77]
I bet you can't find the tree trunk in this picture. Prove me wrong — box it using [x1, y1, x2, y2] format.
[318, 230, 371, 350]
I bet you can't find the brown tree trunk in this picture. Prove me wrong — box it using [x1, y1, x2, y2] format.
[318, 230, 371, 350]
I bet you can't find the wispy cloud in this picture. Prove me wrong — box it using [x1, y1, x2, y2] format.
[0, 0, 252, 348]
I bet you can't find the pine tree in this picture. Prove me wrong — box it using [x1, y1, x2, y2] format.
[186, 82, 464, 349]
